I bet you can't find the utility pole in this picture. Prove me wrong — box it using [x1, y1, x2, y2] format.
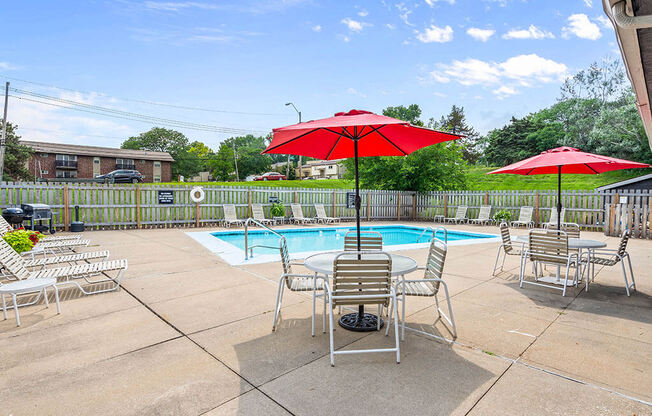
[285, 102, 301, 179]
[0, 82, 9, 182]
[232, 141, 239, 181]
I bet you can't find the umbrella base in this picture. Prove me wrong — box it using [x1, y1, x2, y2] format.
[338, 312, 384, 332]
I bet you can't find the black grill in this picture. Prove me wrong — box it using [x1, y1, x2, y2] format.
[21, 203, 55, 234]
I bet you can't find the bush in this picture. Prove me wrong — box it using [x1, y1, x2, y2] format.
[270, 203, 286, 217]
[493, 210, 512, 224]
[2, 229, 45, 253]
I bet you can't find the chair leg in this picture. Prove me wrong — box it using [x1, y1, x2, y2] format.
[377, 304, 381, 330]
[328, 298, 335, 367]
[401, 292, 406, 341]
[438, 283, 457, 339]
[272, 277, 285, 332]
[43, 288, 49, 308]
[492, 246, 502, 276]
[323, 291, 327, 334]
[626, 255, 636, 291]
[519, 254, 526, 288]
[385, 296, 394, 336]
[312, 277, 317, 337]
[621, 261, 631, 297]
[393, 296, 400, 364]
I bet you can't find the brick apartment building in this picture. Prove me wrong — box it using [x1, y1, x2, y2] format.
[22, 141, 174, 182]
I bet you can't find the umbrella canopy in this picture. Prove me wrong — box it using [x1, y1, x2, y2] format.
[263, 109, 462, 331]
[488, 146, 650, 230]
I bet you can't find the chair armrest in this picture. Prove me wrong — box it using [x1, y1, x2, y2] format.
[281, 273, 318, 279]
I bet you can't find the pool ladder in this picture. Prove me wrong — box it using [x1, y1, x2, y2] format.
[416, 226, 448, 243]
[244, 218, 284, 260]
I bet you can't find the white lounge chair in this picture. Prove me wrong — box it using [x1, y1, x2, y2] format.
[445, 206, 468, 224]
[511, 206, 534, 228]
[544, 208, 567, 229]
[221, 205, 244, 228]
[468, 205, 492, 226]
[314, 204, 340, 224]
[251, 204, 274, 226]
[290, 204, 316, 224]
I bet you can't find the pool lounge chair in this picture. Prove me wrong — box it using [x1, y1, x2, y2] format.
[468, 205, 492, 226]
[21, 238, 91, 259]
[221, 204, 245, 228]
[314, 204, 340, 224]
[290, 204, 316, 225]
[444, 206, 468, 224]
[511, 206, 534, 228]
[251, 204, 274, 226]
[543, 208, 567, 229]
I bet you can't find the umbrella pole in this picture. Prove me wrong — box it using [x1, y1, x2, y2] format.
[557, 165, 562, 231]
[354, 139, 364, 321]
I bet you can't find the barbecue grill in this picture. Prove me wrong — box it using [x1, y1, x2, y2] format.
[1, 207, 25, 227]
[21, 203, 55, 234]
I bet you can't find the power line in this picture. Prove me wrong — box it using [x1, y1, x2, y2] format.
[0, 74, 286, 116]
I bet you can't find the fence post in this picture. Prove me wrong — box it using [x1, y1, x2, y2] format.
[293, 190, 298, 204]
[397, 193, 401, 221]
[63, 184, 69, 232]
[195, 202, 200, 227]
[534, 191, 540, 228]
[443, 194, 448, 218]
[412, 192, 417, 220]
[247, 188, 252, 218]
[484, 192, 488, 205]
[135, 187, 141, 229]
[366, 191, 371, 221]
[332, 190, 336, 217]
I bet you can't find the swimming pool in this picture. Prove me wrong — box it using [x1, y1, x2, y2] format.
[187, 225, 499, 265]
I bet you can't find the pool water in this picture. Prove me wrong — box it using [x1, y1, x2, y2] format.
[211, 225, 495, 255]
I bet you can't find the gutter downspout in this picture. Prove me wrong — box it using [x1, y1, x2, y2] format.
[611, 1, 652, 29]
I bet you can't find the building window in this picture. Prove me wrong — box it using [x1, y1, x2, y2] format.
[56, 170, 77, 178]
[153, 161, 161, 168]
[153, 175, 161, 183]
[116, 158, 135, 169]
[55, 154, 77, 168]
[41, 153, 48, 157]
[41, 170, 49, 175]
[93, 157, 100, 164]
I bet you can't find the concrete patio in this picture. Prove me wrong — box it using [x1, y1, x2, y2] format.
[1, 222, 650, 415]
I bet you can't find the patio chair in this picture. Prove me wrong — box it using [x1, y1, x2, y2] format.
[2, 250, 111, 280]
[560, 222, 580, 238]
[519, 229, 580, 296]
[314, 204, 340, 224]
[0, 238, 128, 296]
[543, 208, 567, 229]
[387, 238, 456, 341]
[221, 204, 244, 228]
[468, 205, 492, 226]
[290, 204, 316, 225]
[444, 206, 468, 224]
[492, 222, 523, 275]
[0, 215, 83, 242]
[251, 204, 274, 226]
[511, 206, 534, 228]
[272, 237, 325, 336]
[344, 230, 382, 251]
[323, 251, 400, 366]
[581, 230, 636, 296]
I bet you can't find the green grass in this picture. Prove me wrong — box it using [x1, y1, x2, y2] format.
[150, 179, 355, 189]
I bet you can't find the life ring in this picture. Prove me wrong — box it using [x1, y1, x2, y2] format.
[189, 186, 205, 203]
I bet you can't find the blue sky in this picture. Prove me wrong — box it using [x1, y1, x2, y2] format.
[1, 0, 617, 149]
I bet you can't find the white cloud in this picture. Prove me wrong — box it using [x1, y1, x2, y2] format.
[502, 25, 554, 40]
[341, 17, 370, 32]
[493, 85, 518, 98]
[312, 25, 322, 32]
[395, 3, 413, 26]
[500, 54, 568, 84]
[386, 23, 396, 30]
[416, 24, 453, 43]
[425, 0, 455, 6]
[338, 34, 350, 42]
[433, 91, 447, 97]
[431, 72, 450, 83]
[562, 14, 601, 40]
[584, 0, 592, 7]
[432, 58, 501, 85]
[346, 87, 366, 98]
[358, 9, 369, 17]
[143, 1, 219, 11]
[595, 15, 612, 29]
[466, 27, 495, 42]
[0, 62, 16, 70]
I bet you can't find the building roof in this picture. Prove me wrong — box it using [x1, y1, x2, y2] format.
[596, 173, 652, 191]
[21, 140, 175, 162]
[303, 159, 345, 167]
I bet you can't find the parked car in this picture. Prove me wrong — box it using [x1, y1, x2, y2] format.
[95, 170, 144, 183]
[254, 172, 286, 181]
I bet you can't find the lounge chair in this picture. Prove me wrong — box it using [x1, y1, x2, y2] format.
[314, 204, 340, 224]
[388, 237, 456, 340]
[272, 237, 325, 336]
[251, 204, 274, 226]
[0, 215, 83, 242]
[290, 204, 316, 224]
[445, 206, 468, 224]
[0, 237, 128, 296]
[581, 230, 636, 296]
[344, 230, 382, 251]
[511, 206, 534, 228]
[322, 251, 400, 366]
[543, 208, 567, 229]
[492, 222, 523, 276]
[468, 205, 492, 226]
[221, 204, 244, 228]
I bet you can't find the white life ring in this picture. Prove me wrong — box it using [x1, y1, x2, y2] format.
[189, 186, 205, 203]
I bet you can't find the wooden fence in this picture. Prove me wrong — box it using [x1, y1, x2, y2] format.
[0, 182, 650, 238]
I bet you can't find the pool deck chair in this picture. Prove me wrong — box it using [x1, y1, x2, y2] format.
[290, 204, 316, 225]
[314, 204, 340, 224]
[323, 251, 400, 366]
[582, 230, 636, 296]
[444, 206, 468, 224]
[21, 238, 91, 259]
[519, 229, 579, 296]
[511, 206, 534, 228]
[544, 208, 567, 229]
[2, 250, 111, 280]
[344, 230, 382, 251]
[272, 237, 325, 336]
[222, 204, 245, 228]
[469, 205, 492, 226]
[388, 238, 456, 341]
[251, 204, 274, 226]
[492, 222, 523, 276]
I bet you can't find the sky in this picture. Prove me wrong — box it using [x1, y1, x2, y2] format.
[0, 0, 619, 150]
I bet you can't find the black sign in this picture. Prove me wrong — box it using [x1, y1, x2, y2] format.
[346, 192, 356, 209]
[269, 196, 279, 204]
[157, 190, 174, 205]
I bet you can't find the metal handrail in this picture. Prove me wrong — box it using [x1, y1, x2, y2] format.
[244, 217, 284, 260]
[416, 226, 448, 243]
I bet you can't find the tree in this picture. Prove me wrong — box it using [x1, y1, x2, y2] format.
[210, 135, 272, 181]
[2, 123, 33, 181]
[121, 127, 200, 179]
[382, 104, 423, 126]
[435, 105, 482, 164]
[187, 141, 216, 173]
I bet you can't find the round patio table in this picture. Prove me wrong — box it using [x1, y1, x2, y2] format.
[304, 252, 418, 332]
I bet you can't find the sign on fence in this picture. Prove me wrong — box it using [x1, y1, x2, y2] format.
[157, 190, 174, 205]
[346, 192, 356, 209]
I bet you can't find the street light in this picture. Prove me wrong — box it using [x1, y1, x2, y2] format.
[285, 102, 302, 179]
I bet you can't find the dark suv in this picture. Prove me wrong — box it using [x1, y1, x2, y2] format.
[96, 170, 144, 183]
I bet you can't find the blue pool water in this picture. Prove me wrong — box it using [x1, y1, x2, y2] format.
[211, 225, 495, 255]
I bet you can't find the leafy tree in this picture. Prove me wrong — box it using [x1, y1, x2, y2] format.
[187, 141, 216, 173]
[2, 123, 33, 181]
[435, 105, 482, 164]
[121, 128, 200, 178]
[382, 104, 424, 126]
[211, 135, 272, 181]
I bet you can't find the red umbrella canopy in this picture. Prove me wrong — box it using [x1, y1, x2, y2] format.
[488, 147, 650, 175]
[262, 109, 462, 159]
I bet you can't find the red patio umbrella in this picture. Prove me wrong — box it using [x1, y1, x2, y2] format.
[488, 147, 650, 229]
[263, 109, 462, 331]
